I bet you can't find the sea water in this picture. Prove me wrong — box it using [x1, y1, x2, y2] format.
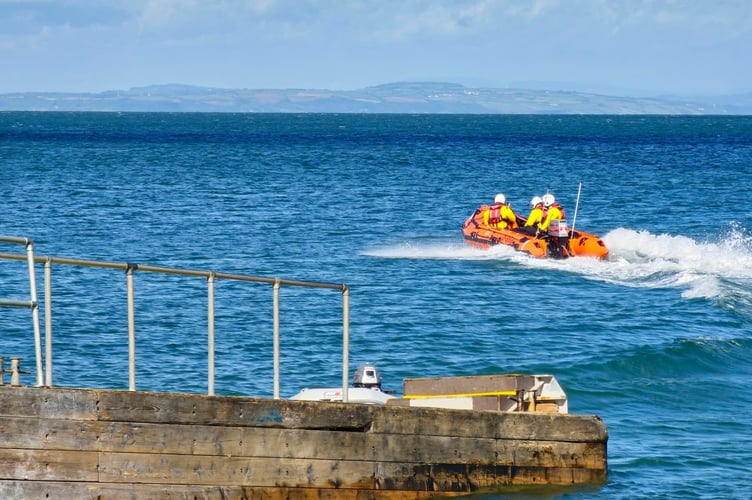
[1, 112, 751, 499]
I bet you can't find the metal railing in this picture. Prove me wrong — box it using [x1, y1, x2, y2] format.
[0, 236, 352, 400]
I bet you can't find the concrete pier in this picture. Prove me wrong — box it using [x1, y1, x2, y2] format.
[0, 385, 607, 498]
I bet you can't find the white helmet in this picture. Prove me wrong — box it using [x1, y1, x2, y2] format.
[530, 196, 542, 208]
[494, 193, 506, 204]
[542, 193, 555, 207]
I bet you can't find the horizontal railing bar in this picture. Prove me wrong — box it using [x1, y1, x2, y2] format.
[0, 299, 35, 309]
[213, 272, 346, 290]
[0, 253, 125, 270]
[0, 236, 32, 246]
[41, 256, 126, 270]
[0, 253, 346, 291]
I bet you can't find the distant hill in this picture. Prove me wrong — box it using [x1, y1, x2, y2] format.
[1, 82, 750, 114]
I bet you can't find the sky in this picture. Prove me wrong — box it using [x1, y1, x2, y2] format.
[1, 0, 750, 97]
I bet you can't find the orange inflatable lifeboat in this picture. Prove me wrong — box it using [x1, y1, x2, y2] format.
[461, 205, 608, 260]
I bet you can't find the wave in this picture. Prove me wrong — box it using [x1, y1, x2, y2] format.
[599, 225, 752, 308]
[594, 335, 752, 380]
[362, 240, 492, 260]
[363, 223, 752, 315]
[566, 335, 752, 415]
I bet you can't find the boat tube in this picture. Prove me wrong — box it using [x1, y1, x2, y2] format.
[462, 206, 608, 260]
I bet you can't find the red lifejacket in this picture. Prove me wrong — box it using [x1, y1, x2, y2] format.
[552, 203, 566, 220]
[488, 203, 503, 225]
[543, 203, 566, 220]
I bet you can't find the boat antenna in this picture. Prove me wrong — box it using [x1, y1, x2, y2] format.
[570, 181, 582, 234]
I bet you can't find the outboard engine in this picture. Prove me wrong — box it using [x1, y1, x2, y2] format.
[353, 364, 383, 389]
[546, 219, 571, 259]
[547, 219, 567, 237]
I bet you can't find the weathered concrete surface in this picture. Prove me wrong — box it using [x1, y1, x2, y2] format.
[0, 386, 607, 498]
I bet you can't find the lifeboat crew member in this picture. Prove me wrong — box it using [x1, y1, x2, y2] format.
[539, 193, 565, 232]
[515, 196, 544, 235]
[483, 193, 518, 229]
[539, 193, 570, 258]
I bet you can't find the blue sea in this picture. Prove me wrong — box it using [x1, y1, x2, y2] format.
[1, 112, 751, 499]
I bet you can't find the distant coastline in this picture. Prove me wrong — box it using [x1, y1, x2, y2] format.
[1, 81, 750, 114]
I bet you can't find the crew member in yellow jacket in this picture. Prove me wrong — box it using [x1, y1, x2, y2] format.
[539, 193, 566, 231]
[539, 193, 570, 259]
[483, 193, 518, 229]
[514, 196, 544, 236]
[524, 196, 544, 228]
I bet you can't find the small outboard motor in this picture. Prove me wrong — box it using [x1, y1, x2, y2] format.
[546, 219, 571, 259]
[547, 219, 569, 237]
[353, 364, 383, 389]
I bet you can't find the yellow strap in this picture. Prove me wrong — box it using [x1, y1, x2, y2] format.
[404, 390, 517, 399]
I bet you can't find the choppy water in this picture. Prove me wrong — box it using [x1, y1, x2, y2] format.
[1, 112, 751, 499]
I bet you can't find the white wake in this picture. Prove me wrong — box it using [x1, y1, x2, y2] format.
[362, 223, 752, 302]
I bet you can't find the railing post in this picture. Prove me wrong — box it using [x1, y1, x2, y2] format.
[207, 272, 215, 396]
[126, 263, 137, 391]
[44, 257, 53, 387]
[342, 285, 349, 403]
[273, 278, 280, 399]
[10, 357, 22, 386]
[24, 240, 44, 387]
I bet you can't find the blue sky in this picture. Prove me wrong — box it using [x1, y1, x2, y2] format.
[1, 0, 750, 96]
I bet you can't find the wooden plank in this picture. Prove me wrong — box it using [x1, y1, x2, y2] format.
[373, 462, 602, 491]
[0, 449, 99, 481]
[372, 405, 499, 438]
[96, 421, 243, 456]
[0, 480, 245, 500]
[240, 486, 455, 499]
[98, 453, 377, 488]
[241, 432, 605, 469]
[495, 413, 608, 442]
[0, 481, 458, 499]
[375, 462, 506, 492]
[240, 427, 498, 464]
[96, 389, 380, 430]
[431, 463, 510, 491]
[0, 416, 245, 455]
[496, 439, 607, 469]
[0, 386, 98, 419]
[381, 463, 606, 490]
[509, 465, 607, 485]
[372, 406, 607, 442]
